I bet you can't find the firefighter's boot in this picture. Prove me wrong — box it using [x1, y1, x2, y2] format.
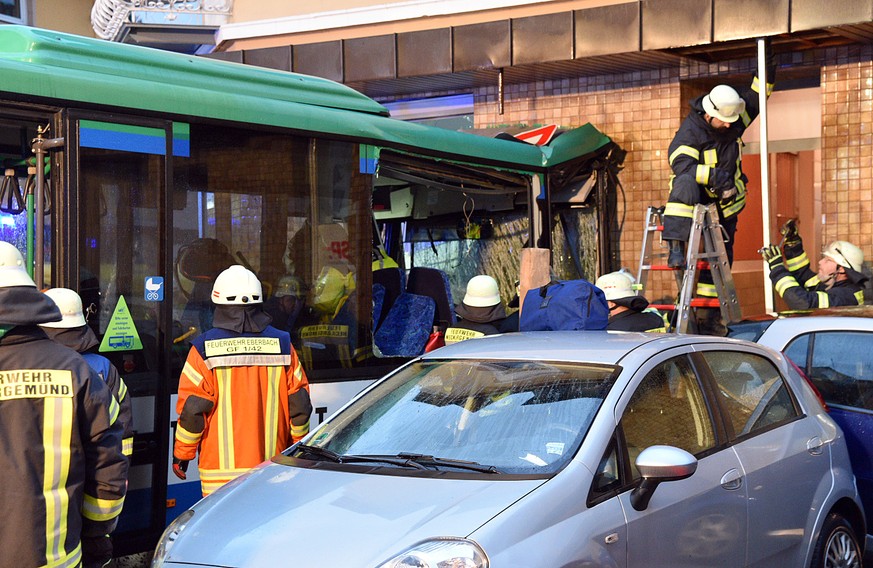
[667, 240, 686, 269]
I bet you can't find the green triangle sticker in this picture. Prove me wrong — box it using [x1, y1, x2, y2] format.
[99, 295, 144, 352]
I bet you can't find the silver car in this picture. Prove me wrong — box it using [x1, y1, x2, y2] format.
[153, 332, 864, 568]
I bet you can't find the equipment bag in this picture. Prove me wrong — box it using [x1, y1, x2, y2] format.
[519, 279, 609, 331]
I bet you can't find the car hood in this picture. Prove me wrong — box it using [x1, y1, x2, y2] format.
[167, 462, 545, 567]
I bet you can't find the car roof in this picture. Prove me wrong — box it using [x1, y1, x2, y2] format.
[420, 331, 755, 365]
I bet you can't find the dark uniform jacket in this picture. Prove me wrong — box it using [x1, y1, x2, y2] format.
[607, 308, 668, 332]
[42, 325, 135, 456]
[445, 303, 507, 344]
[663, 72, 774, 241]
[770, 239, 866, 310]
[0, 287, 127, 568]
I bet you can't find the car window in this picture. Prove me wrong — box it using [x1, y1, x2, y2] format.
[621, 355, 715, 479]
[589, 437, 621, 503]
[783, 333, 810, 369]
[807, 331, 873, 410]
[701, 351, 798, 438]
[301, 359, 618, 475]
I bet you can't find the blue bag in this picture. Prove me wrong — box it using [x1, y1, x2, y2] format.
[519, 279, 609, 331]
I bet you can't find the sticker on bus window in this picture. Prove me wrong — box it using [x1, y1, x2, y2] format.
[99, 295, 144, 352]
[145, 276, 164, 301]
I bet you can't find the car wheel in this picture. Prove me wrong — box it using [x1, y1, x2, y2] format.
[810, 512, 862, 568]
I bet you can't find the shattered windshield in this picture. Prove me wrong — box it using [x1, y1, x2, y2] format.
[290, 359, 618, 475]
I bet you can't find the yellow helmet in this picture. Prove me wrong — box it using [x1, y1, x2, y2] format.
[312, 266, 355, 316]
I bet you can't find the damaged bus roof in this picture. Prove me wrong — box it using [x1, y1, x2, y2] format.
[0, 26, 614, 175]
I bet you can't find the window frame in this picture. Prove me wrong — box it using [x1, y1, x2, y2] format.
[0, 0, 27, 24]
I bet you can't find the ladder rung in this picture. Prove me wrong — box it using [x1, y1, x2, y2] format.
[646, 265, 680, 271]
[650, 298, 724, 311]
[690, 298, 722, 308]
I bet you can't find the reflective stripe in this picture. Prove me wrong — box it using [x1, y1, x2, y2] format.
[695, 164, 711, 185]
[42, 397, 73, 566]
[663, 202, 694, 218]
[122, 437, 133, 456]
[856, 290, 865, 304]
[703, 149, 717, 165]
[291, 419, 310, 440]
[117, 380, 128, 402]
[669, 145, 699, 165]
[785, 252, 809, 271]
[740, 110, 752, 127]
[721, 194, 746, 217]
[775, 276, 799, 296]
[817, 291, 830, 308]
[182, 361, 203, 388]
[175, 423, 201, 445]
[42, 543, 81, 568]
[752, 76, 775, 96]
[216, 368, 235, 470]
[204, 353, 290, 370]
[108, 396, 119, 426]
[82, 493, 124, 522]
[199, 467, 251, 496]
[264, 366, 280, 458]
[804, 275, 820, 288]
[696, 282, 718, 297]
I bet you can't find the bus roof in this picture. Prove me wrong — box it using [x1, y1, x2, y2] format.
[0, 26, 612, 173]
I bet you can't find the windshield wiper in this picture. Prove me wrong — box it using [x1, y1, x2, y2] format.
[339, 454, 429, 470]
[396, 453, 501, 474]
[294, 443, 342, 463]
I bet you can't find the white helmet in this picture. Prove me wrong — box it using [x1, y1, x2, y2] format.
[596, 270, 636, 301]
[0, 241, 35, 288]
[823, 241, 864, 272]
[702, 85, 745, 124]
[463, 275, 501, 308]
[41, 288, 87, 328]
[211, 265, 263, 305]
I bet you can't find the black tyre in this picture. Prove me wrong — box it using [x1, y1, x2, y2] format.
[810, 512, 862, 568]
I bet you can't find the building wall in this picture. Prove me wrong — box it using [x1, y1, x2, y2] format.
[821, 46, 873, 254]
[33, 0, 94, 36]
[466, 46, 873, 312]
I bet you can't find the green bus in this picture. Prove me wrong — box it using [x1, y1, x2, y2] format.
[0, 26, 622, 554]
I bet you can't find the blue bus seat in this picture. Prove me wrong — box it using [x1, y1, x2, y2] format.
[406, 267, 456, 328]
[374, 292, 436, 357]
[373, 267, 404, 332]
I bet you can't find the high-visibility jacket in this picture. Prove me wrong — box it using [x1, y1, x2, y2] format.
[0, 326, 127, 568]
[663, 72, 775, 241]
[174, 325, 312, 496]
[42, 325, 135, 456]
[769, 239, 865, 309]
[607, 308, 668, 332]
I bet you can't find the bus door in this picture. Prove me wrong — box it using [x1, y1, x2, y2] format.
[69, 112, 182, 555]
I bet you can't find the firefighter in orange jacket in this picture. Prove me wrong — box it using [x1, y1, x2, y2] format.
[173, 265, 312, 496]
[0, 242, 127, 568]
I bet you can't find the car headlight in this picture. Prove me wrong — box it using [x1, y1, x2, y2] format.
[151, 509, 195, 567]
[376, 538, 488, 568]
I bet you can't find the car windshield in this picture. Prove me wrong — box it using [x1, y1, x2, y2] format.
[289, 359, 618, 475]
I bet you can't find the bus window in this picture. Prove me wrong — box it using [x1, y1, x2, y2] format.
[172, 125, 374, 376]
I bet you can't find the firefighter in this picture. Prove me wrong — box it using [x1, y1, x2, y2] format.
[663, 51, 775, 333]
[445, 275, 508, 344]
[761, 222, 867, 310]
[0, 242, 127, 568]
[173, 265, 312, 496]
[40, 287, 135, 457]
[595, 270, 668, 332]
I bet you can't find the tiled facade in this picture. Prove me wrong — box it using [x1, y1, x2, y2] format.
[462, 46, 873, 312]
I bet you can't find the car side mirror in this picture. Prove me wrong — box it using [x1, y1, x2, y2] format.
[630, 445, 698, 511]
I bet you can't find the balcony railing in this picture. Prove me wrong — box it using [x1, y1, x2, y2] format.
[92, 0, 233, 42]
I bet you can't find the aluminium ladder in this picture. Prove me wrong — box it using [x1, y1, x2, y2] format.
[636, 203, 742, 334]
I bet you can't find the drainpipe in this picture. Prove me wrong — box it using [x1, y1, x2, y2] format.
[757, 38, 774, 315]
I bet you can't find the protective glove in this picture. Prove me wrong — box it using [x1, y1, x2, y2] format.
[779, 218, 801, 246]
[81, 534, 112, 568]
[719, 186, 737, 200]
[173, 457, 189, 480]
[761, 244, 783, 269]
[710, 167, 734, 192]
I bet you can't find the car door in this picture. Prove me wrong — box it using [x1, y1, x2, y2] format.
[616, 352, 748, 567]
[697, 348, 825, 566]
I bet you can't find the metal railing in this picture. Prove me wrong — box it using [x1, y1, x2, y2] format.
[91, 0, 233, 41]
